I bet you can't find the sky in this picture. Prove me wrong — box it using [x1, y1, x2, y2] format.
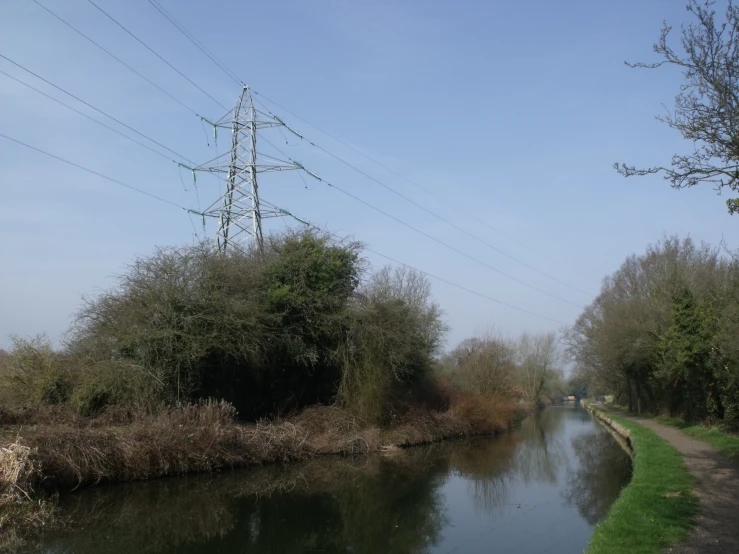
[0, 0, 733, 351]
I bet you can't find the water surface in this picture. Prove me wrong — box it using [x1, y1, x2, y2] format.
[29, 406, 631, 553]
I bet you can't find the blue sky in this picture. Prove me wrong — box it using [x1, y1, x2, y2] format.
[0, 0, 733, 351]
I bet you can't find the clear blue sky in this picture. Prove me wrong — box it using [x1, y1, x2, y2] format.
[0, 0, 732, 351]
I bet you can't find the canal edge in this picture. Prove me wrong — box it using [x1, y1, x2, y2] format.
[583, 402, 633, 457]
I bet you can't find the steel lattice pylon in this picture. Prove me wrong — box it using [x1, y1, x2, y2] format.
[199, 86, 300, 253]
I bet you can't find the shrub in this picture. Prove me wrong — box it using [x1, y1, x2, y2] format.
[449, 393, 515, 434]
[0, 335, 73, 407]
[68, 231, 363, 420]
[71, 362, 159, 418]
[337, 267, 447, 423]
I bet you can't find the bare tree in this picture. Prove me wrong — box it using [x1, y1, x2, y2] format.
[515, 332, 563, 402]
[616, 0, 739, 214]
[442, 330, 517, 396]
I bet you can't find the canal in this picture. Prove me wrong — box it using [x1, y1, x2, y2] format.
[27, 405, 632, 553]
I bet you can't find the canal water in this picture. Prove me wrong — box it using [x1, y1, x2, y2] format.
[27, 406, 632, 554]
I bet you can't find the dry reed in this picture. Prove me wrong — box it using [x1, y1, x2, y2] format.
[0, 395, 530, 546]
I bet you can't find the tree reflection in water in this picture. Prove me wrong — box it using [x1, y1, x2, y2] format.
[564, 429, 633, 524]
[33, 453, 449, 554]
[512, 409, 569, 485]
[448, 435, 518, 514]
[24, 408, 632, 554]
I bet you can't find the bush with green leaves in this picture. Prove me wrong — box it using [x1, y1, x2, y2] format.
[50, 231, 446, 422]
[67, 231, 362, 419]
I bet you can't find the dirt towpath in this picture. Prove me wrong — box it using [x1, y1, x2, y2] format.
[609, 411, 739, 553]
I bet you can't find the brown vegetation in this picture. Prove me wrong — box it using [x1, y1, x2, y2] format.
[0, 395, 527, 547]
[2, 397, 523, 494]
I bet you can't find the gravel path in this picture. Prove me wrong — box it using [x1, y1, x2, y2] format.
[614, 413, 739, 553]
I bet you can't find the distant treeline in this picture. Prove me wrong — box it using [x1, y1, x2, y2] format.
[566, 236, 739, 429]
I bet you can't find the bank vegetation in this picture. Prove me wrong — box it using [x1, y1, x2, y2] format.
[0, 231, 563, 547]
[566, 236, 739, 431]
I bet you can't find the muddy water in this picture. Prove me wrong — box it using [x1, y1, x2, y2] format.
[27, 406, 631, 554]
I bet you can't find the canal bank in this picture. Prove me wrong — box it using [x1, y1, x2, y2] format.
[585, 404, 698, 554]
[2, 400, 526, 550]
[589, 405, 739, 554]
[7, 406, 631, 553]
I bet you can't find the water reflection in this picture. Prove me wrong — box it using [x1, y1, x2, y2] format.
[26, 407, 631, 554]
[564, 429, 633, 524]
[513, 409, 570, 485]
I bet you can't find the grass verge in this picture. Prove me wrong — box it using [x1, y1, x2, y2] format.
[587, 409, 698, 554]
[604, 404, 739, 464]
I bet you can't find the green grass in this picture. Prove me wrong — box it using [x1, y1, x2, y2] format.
[587, 411, 698, 554]
[604, 403, 739, 464]
[654, 417, 739, 464]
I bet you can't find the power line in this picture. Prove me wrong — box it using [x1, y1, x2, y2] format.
[85, 0, 228, 111]
[260, 104, 593, 298]
[0, 65, 194, 167]
[83, 0, 586, 304]
[0, 132, 192, 211]
[0, 54, 195, 166]
[139, 0, 591, 298]
[227, 202, 567, 324]
[260, 136, 583, 310]
[363, 246, 567, 325]
[257, 210, 568, 325]
[30, 0, 204, 119]
[253, 90, 567, 268]
[327, 176, 584, 310]
[145, 0, 243, 87]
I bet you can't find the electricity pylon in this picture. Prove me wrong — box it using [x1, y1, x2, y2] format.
[197, 85, 301, 253]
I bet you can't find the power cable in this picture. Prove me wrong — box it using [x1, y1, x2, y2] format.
[30, 0, 204, 119]
[85, 0, 228, 111]
[260, 136, 583, 310]
[254, 90, 567, 269]
[145, 0, 243, 87]
[0, 65, 195, 167]
[363, 246, 567, 325]
[256, 209, 568, 325]
[0, 132, 193, 212]
[260, 104, 592, 298]
[140, 0, 591, 297]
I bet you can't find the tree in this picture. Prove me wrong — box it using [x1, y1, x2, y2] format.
[564, 235, 739, 423]
[338, 266, 447, 422]
[515, 332, 563, 402]
[658, 287, 718, 420]
[441, 331, 517, 396]
[616, 0, 739, 214]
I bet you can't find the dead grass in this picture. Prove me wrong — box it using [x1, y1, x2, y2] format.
[449, 393, 516, 432]
[0, 441, 56, 551]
